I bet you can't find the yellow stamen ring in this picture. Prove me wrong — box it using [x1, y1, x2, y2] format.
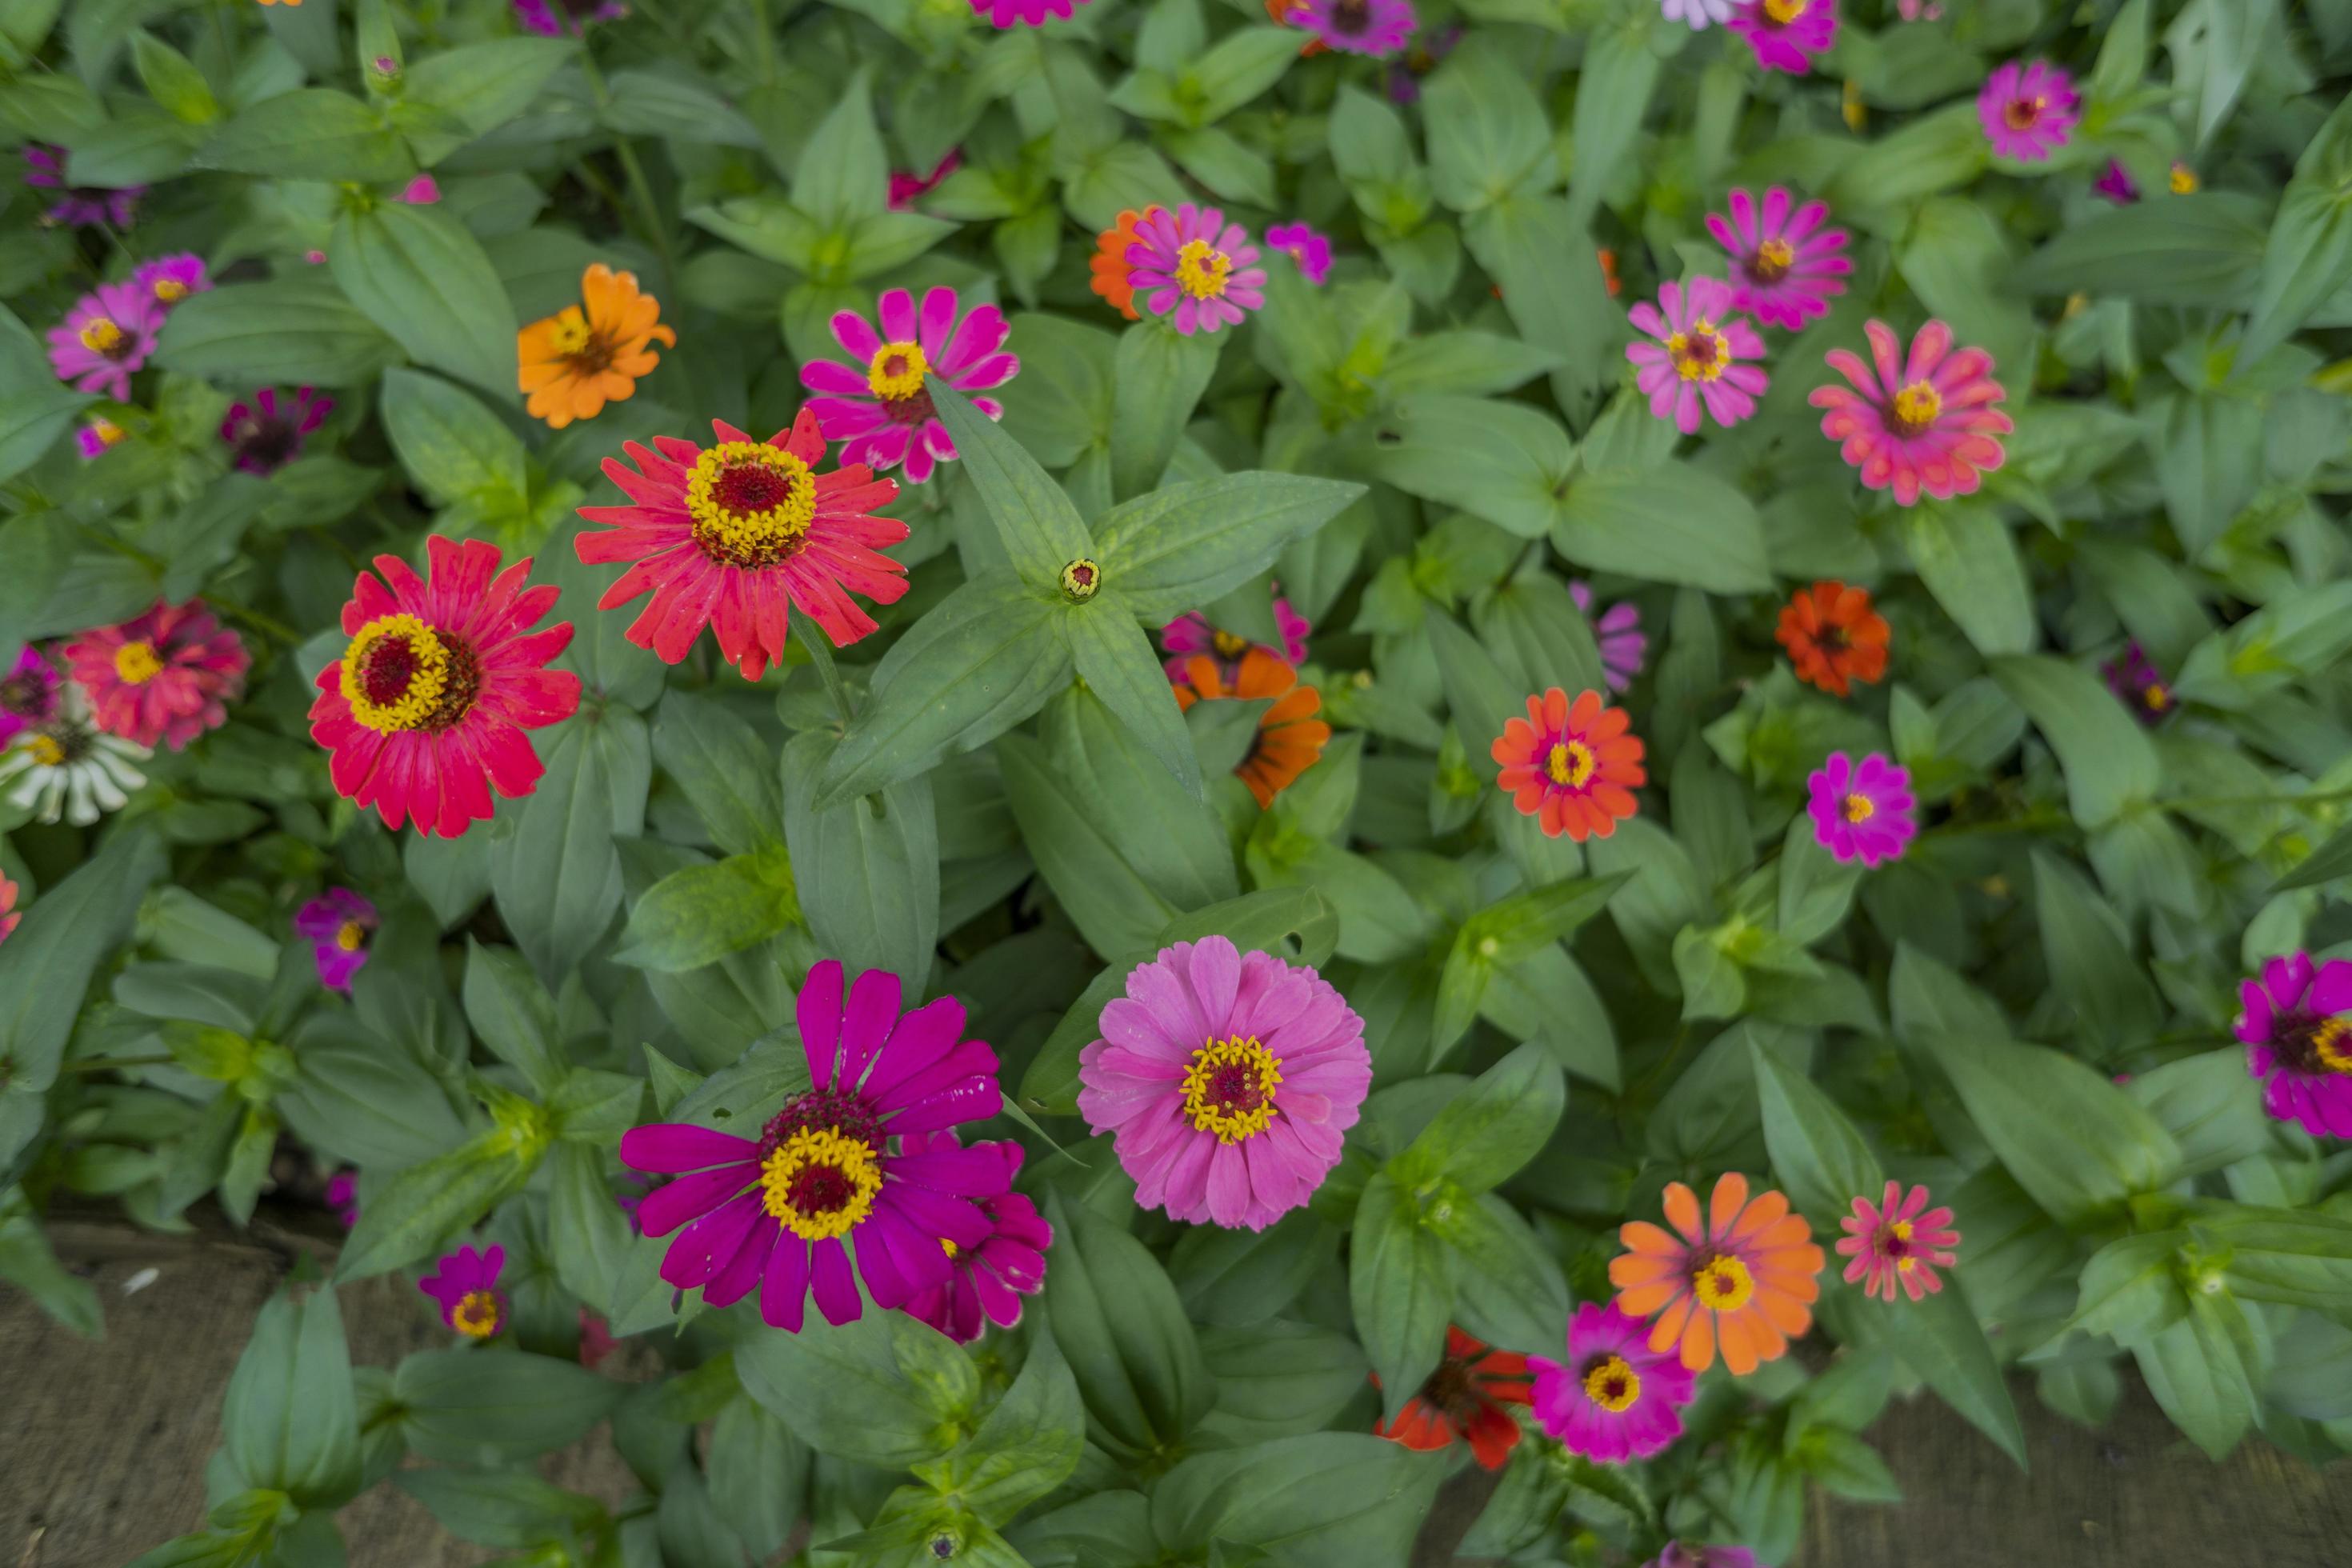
[759, 1126, 884, 1242]
[686, 442, 817, 567]
[1546, 740, 1597, 790]
[866, 340, 929, 401]
[114, 642, 163, 686]
[339, 614, 451, 735]
[1174, 239, 1234, 302]
[451, 1290, 502, 1338]
[1692, 1254, 1755, 1312]
[1582, 1355, 1642, 1413]
[1181, 1036, 1283, 1144]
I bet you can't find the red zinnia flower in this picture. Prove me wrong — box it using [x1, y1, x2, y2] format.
[1776, 580, 1889, 698]
[309, 535, 582, 838]
[1373, 1326, 1534, 1470]
[1490, 686, 1645, 840]
[576, 410, 907, 680]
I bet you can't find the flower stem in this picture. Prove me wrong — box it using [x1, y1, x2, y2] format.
[59, 1054, 174, 1075]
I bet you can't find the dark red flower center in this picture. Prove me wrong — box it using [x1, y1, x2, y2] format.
[1332, 0, 1372, 32]
[883, 384, 938, 426]
[232, 414, 301, 472]
[2279, 1014, 2352, 1078]
[760, 1086, 883, 1158]
[0, 674, 51, 719]
[712, 461, 798, 516]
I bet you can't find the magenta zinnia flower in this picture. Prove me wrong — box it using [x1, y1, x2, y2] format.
[1727, 0, 1834, 74]
[1806, 751, 1915, 867]
[222, 386, 334, 475]
[2094, 159, 2141, 204]
[1128, 205, 1267, 337]
[2235, 953, 2352, 1140]
[1161, 598, 1311, 683]
[969, 0, 1092, 23]
[800, 287, 1018, 486]
[1293, 0, 1416, 57]
[898, 1132, 1051, 1343]
[47, 282, 159, 401]
[888, 150, 961, 210]
[1810, 318, 2010, 506]
[23, 145, 142, 229]
[75, 415, 126, 460]
[1265, 222, 1334, 285]
[419, 1244, 509, 1338]
[1647, 1548, 1760, 1568]
[1626, 277, 1768, 434]
[1570, 582, 1646, 693]
[1706, 187, 1850, 330]
[513, 0, 626, 33]
[619, 961, 1013, 1331]
[1978, 60, 2078, 162]
[2102, 642, 2176, 726]
[63, 600, 247, 752]
[0, 646, 62, 746]
[1078, 936, 1370, 1231]
[325, 1170, 359, 1229]
[133, 254, 209, 314]
[1837, 1180, 1960, 1302]
[1529, 1302, 1694, 1462]
[294, 888, 378, 994]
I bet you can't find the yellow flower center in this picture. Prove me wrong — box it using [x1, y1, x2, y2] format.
[1181, 1036, 1283, 1143]
[154, 278, 189, 302]
[334, 920, 367, 953]
[942, 1236, 960, 1259]
[686, 442, 817, 569]
[339, 613, 462, 734]
[1667, 322, 1729, 382]
[866, 340, 929, 401]
[1842, 79, 1866, 133]
[1762, 0, 1805, 21]
[2003, 96, 2044, 131]
[113, 641, 163, 685]
[1174, 239, 1234, 302]
[2314, 1018, 2352, 1075]
[2170, 163, 2199, 195]
[1210, 630, 1250, 660]
[1582, 1354, 1642, 1413]
[29, 734, 66, 767]
[1691, 1254, 1755, 1311]
[90, 417, 125, 448]
[547, 310, 594, 358]
[451, 1290, 502, 1338]
[1842, 792, 1874, 824]
[1750, 237, 1795, 283]
[2142, 682, 2172, 713]
[1546, 740, 1596, 790]
[759, 1126, 884, 1241]
[1889, 380, 1942, 437]
[79, 318, 125, 354]
[1889, 1219, 1914, 1242]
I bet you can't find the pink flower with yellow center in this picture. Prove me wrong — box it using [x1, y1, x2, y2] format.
[799, 287, 1018, 486]
[1625, 277, 1768, 433]
[1292, 0, 1417, 57]
[1806, 751, 1915, 867]
[294, 887, 378, 994]
[133, 254, 209, 312]
[897, 1132, 1051, 1343]
[0, 874, 18, 948]
[1529, 1302, 1694, 1462]
[1727, 0, 1835, 74]
[46, 282, 159, 401]
[1127, 205, 1267, 336]
[64, 600, 248, 752]
[1978, 59, 2078, 162]
[1705, 186, 1851, 330]
[1836, 1181, 1960, 1302]
[1491, 686, 1645, 841]
[2236, 952, 2352, 1140]
[1810, 318, 2010, 506]
[419, 1244, 508, 1338]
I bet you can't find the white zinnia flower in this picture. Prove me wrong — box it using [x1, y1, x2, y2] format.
[1660, 0, 1735, 26]
[0, 685, 149, 825]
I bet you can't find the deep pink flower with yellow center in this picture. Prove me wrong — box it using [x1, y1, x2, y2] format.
[898, 1132, 1051, 1343]
[575, 410, 908, 679]
[294, 887, 378, 994]
[1806, 750, 1915, 867]
[2236, 952, 2352, 1140]
[0, 646, 63, 746]
[618, 961, 1014, 1332]
[1810, 318, 2010, 506]
[1161, 597, 1311, 683]
[800, 287, 1018, 486]
[1978, 59, 2078, 162]
[1292, 0, 1417, 58]
[1626, 277, 1768, 433]
[63, 599, 248, 751]
[1529, 1302, 1695, 1462]
[46, 282, 159, 401]
[132, 254, 209, 313]
[1727, 0, 1834, 74]
[1491, 687, 1645, 842]
[1836, 1180, 1960, 1302]
[308, 535, 582, 839]
[1706, 186, 1850, 330]
[419, 1244, 509, 1338]
[1128, 205, 1268, 336]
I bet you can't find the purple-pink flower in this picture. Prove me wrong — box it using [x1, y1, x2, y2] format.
[898, 1132, 1050, 1343]
[1162, 598, 1311, 684]
[47, 282, 160, 401]
[1626, 277, 1768, 434]
[800, 286, 1018, 486]
[1265, 222, 1334, 285]
[1128, 205, 1267, 337]
[1529, 1302, 1694, 1462]
[1705, 186, 1851, 330]
[1728, 0, 1835, 74]
[888, 150, 961, 210]
[1570, 582, 1646, 693]
[325, 1170, 360, 1229]
[397, 174, 441, 205]
[618, 960, 1012, 1331]
[1811, 319, 2010, 506]
[514, 0, 626, 34]
[222, 386, 334, 476]
[1078, 935, 1371, 1231]
[969, 0, 1090, 23]
[2235, 953, 2352, 1140]
[22, 145, 141, 229]
[294, 888, 378, 994]
[2094, 159, 2141, 204]
[1292, 0, 1416, 57]
[418, 1244, 509, 1338]
[1978, 60, 2078, 162]
[2102, 642, 2176, 726]
[0, 646, 62, 746]
[1837, 1180, 1960, 1302]
[133, 254, 209, 313]
[1807, 751, 1915, 867]
[75, 416, 126, 461]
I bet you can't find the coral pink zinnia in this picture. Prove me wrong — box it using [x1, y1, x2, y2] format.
[1836, 1180, 1960, 1302]
[1706, 186, 1851, 330]
[1810, 319, 2010, 506]
[800, 286, 1018, 486]
[1626, 277, 1768, 434]
[309, 535, 582, 838]
[64, 600, 248, 751]
[577, 410, 908, 680]
[1128, 205, 1267, 336]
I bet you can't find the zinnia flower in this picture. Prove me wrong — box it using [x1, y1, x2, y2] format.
[968, 0, 1091, 26]
[1837, 1180, 1961, 1302]
[1090, 207, 1161, 321]
[514, 0, 626, 33]
[1810, 318, 2011, 505]
[1490, 686, 1645, 842]
[1077, 934, 1370, 1231]
[419, 1244, 509, 1338]
[326, 1170, 359, 1228]
[47, 283, 159, 401]
[1529, 1302, 1694, 1463]
[294, 888, 378, 994]
[1806, 751, 1915, 867]
[518, 262, 675, 429]
[1570, 581, 1646, 693]
[1371, 1326, 1532, 1470]
[1128, 205, 1267, 336]
[618, 961, 1014, 1331]
[1776, 580, 1888, 698]
[799, 286, 1018, 486]
[2170, 162, 2199, 194]
[1292, 0, 1417, 58]
[133, 254, 209, 313]
[0, 646, 62, 745]
[1265, 222, 1334, 285]
[1171, 651, 1330, 808]
[1706, 187, 1850, 330]
[308, 534, 582, 839]
[1610, 1172, 1823, 1374]
[1647, 1546, 1761, 1568]
[76, 416, 126, 459]
[577, 410, 907, 678]
[1626, 277, 1768, 434]
[63, 599, 247, 751]
[0, 874, 18, 947]
[898, 1131, 1050, 1343]
[887, 150, 961, 210]
[2235, 952, 2352, 1139]
[396, 174, 440, 205]
[2102, 642, 2176, 726]
[578, 1309, 617, 1368]
[2094, 159, 2140, 204]
[23, 145, 141, 229]
[1161, 598, 1311, 683]
[1727, 0, 1835, 74]
[1658, 0, 1734, 26]
[1598, 247, 1622, 298]
[1978, 60, 2078, 162]
[0, 686, 150, 826]
[222, 386, 334, 475]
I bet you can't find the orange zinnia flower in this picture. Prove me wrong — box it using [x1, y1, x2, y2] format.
[1776, 580, 1889, 698]
[1598, 247, 1621, 299]
[1490, 686, 1644, 841]
[1172, 650, 1329, 808]
[1610, 1172, 1823, 1375]
[1088, 208, 1162, 322]
[1371, 1326, 1532, 1470]
[518, 263, 676, 430]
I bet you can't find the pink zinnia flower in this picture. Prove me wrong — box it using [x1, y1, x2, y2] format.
[1161, 598, 1311, 683]
[0, 646, 62, 745]
[2102, 642, 2177, 726]
[325, 1170, 359, 1228]
[222, 386, 334, 475]
[0, 874, 18, 948]
[898, 1132, 1051, 1343]
[294, 887, 378, 993]
[1837, 1180, 1961, 1302]
[1569, 582, 1646, 693]
[1078, 935, 1371, 1231]
[1529, 1302, 1695, 1462]
[1810, 318, 2010, 505]
[618, 961, 1014, 1332]
[47, 282, 159, 401]
[1978, 60, 2078, 162]
[75, 415, 126, 460]
[419, 1244, 509, 1338]
[887, 150, 961, 210]
[577, 410, 907, 678]
[2235, 953, 2352, 1140]
[1706, 186, 1850, 330]
[799, 286, 1018, 486]
[1658, 0, 1734, 26]
[1128, 205, 1267, 337]
[64, 599, 248, 751]
[1265, 222, 1334, 285]
[23, 144, 142, 229]
[397, 174, 441, 205]
[1806, 750, 1915, 867]
[133, 254, 209, 313]
[1293, 0, 1416, 57]
[513, 0, 626, 33]
[1727, 0, 1834, 74]
[1647, 1548, 1760, 1568]
[968, 0, 1092, 26]
[1626, 277, 1768, 434]
[2094, 159, 2141, 204]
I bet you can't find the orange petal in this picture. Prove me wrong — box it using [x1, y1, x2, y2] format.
[1754, 1214, 1814, 1250]
[1611, 1254, 1678, 1286]
[1679, 1307, 1716, 1372]
[1716, 1309, 1759, 1375]
[1662, 1182, 1702, 1244]
[1619, 1221, 1682, 1258]
[1730, 1189, 1789, 1241]
[1709, 1172, 1750, 1238]
[1758, 1286, 1813, 1335]
[1614, 1281, 1681, 1316]
[1647, 1292, 1694, 1354]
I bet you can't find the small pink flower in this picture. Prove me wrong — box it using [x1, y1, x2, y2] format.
[1807, 750, 1915, 867]
[1837, 1180, 1960, 1302]
[47, 282, 160, 401]
[63, 599, 249, 751]
[1810, 318, 2010, 505]
[222, 386, 334, 475]
[898, 1132, 1051, 1343]
[800, 286, 1018, 486]
[1128, 205, 1267, 336]
[1978, 60, 2078, 162]
[1625, 277, 1768, 434]
[513, 0, 626, 33]
[1569, 582, 1646, 693]
[2235, 953, 2352, 1140]
[75, 415, 127, 460]
[887, 150, 961, 210]
[1529, 1302, 1694, 1462]
[0, 646, 62, 745]
[1727, 0, 1836, 75]
[967, 0, 1094, 24]
[304, 250, 327, 266]
[397, 174, 441, 204]
[1265, 222, 1334, 285]
[294, 888, 377, 993]
[133, 254, 210, 312]
[325, 1170, 359, 1228]
[1293, 0, 1416, 56]
[418, 1244, 509, 1338]
[0, 874, 18, 948]
[2094, 159, 2140, 204]
[1161, 598, 1312, 683]
[23, 144, 142, 229]
[1705, 186, 1850, 330]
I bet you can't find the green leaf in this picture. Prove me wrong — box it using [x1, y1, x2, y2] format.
[782, 728, 938, 990]
[222, 1282, 362, 1509]
[402, 38, 574, 164]
[2273, 819, 2352, 890]
[1422, 604, 1525, 789]
[459, 940, 564, 1094]
[0, 386, 93, 486]
[546, 1142, 632, 1318]
[1903, 503, 2035, 656]
[1554, 463, 1773, 593]
[737, 1306, 981, 1466]
[1434, 1193, 1570, 1356]
[2031, 850, 2159, 1056]
[914, 1333, 1086, 1526]
[614, 852, 800, 973]
[1038, 1192, 1215, 1458]
[654, 690, 784, 856]
[1354, 394, 1571, 540]
[130, 30, 216, 122]
[2009, 193, 2266, 309]
[1926, 1035, 2182, 1226]
[1178, 26, 1299, 123]
[1751, 1042, 1884, 1226]
[1110, 322, 1220, 500]
[2067, 1231, 2190, 1343]
[2239, 94, 2352, 363]
[1422, 38, 1554, 211]
[378, 368, 526, 510]
[393, 1348, 624, 1464]
[2133, 1296, 2262, 1461]
[490, 706, 649, 984]
[337, 1124, 542, 1280]
[1066, 598, 1201, 799]
[1846, 1280, 2026, 1469]
[1989, 655, 2160, 828]
[330, 201, 518, 400]
[1563, 16, 1660, 230]
[929, 375, 1093, 590]
[1394, 1042, 1562, 1195]
[1094, 472, 1366, 624]
[705, 1395, 807, 1558]
[153, 277, 400, 388]
[1152, 1433, 1440, 1568]
[197, 88, 412, 182]
[1348, 1171, 1454, 1423]
[790, 73, 888, 229]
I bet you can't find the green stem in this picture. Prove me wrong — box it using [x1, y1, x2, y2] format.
[2164, 784, 2352, 813]
[206, 594, 305, 648]
[794, 606, 854, 725]
[576, 44, 693, 387]
[60, 1054, 174, 1075]
[749, 0, 776, 84]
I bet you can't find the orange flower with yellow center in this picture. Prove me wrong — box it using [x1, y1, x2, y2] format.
[1610, 1172, 1823, 1374]
[1172, 650, 1330, 808]
[1776, 580, 1890, 698]
[518, 262, 676, 429]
